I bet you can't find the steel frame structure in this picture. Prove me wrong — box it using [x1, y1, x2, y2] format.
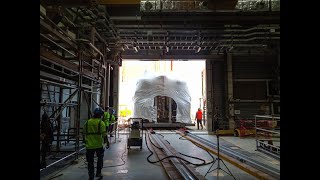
[40, 0, 280, 175]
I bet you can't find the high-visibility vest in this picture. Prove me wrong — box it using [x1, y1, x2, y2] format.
[110, 114, 116, 123]
[83, 118, 106, 149]
[103, 112, 111, 127]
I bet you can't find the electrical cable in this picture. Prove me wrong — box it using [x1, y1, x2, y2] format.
[145, 132, 210, 166]
[47, 173, 63, 180]
[178, 135, 216, 166]
[102, 138, 127, 168]
[78, 137, 127, 169]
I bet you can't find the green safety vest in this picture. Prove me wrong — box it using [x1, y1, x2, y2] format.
[103, 112, 111, 127]
[110, 114, 116, 123]
[83, 118, 106, 149]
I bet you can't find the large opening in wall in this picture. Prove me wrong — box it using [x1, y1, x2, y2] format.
[118, 60, 206, 129]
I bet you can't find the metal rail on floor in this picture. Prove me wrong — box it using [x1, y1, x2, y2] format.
[176, 129, 280, 179]
[148, 130, 203, 180]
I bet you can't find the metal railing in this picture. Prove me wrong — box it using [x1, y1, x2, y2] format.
[236, 0, 280, 11]
[254, 115, 280, 159]
[140, 0, 280, 12]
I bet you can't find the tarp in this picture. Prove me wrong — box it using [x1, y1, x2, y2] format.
[133, 72, 191, 123]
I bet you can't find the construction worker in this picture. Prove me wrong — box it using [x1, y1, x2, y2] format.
[40, 113, 54, 169]
[103, 106, 111, 147]
[83, 107, 106, 180]
[195, 108, 203, 130]
[109, 110, 116, 137]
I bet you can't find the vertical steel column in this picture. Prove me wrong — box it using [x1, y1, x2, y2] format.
[40, 84, 43, 116]
[205, 60, 213, 133]
[57, 87, 63, 151]
[169, 98, 172, 123]
[76, 49, 83, 158]
[99, 55, 104, 108]
[211, 61, 215, 132]
[90, 59, 94, 113]
[112, 64, 120, 115]
[106, 63, 111, 107]
[269, 0, 272, 11]
[90, 27, 95, 112]
[101, 46, 107, 108]
[227, 53, 234, 129]
[91, 27, 95, 54]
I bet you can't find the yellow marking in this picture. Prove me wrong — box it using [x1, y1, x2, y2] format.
[230, 146, 240, 150]
[211, 171, 225, 177]
[102, 172, 113, 176]
[176, 131, 276, 180]
[104, 160, 113, 163]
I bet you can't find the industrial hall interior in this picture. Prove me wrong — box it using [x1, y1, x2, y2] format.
[40, 0, 280, 180]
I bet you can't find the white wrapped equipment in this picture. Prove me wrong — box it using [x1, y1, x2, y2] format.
[133, 73, 192, 123]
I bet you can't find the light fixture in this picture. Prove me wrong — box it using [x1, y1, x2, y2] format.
[196, 46, 201, 53]
[133, 46, 138, 53]
[166, 46, 169, 53]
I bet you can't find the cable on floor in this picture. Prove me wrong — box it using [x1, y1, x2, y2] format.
[102, 138, 127, 168]
[178, 135, 216, 166]
[78, 137, 127, 169]
[145, 132, 210, 166]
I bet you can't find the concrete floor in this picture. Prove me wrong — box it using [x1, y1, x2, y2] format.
[41, 129, 279, 180]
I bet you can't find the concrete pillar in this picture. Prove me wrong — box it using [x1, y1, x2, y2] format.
[227, 53, 235, 129]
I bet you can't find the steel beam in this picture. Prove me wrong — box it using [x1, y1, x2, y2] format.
[40, 33, 77, 57]
[40, 19, 77, 50]
[40, 47, 98, 79]
[122, 54, 224, 60]
[40, 71, 76, 86]
[98, 0, 140, 4]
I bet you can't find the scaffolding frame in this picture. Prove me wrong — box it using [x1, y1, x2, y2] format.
[40, 4, 118, 174]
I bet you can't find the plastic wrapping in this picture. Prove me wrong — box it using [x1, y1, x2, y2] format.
[133, 72, 192, 123]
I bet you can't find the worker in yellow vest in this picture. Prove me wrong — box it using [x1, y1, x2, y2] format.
[109, 112, 116, 137]
[103, 106, 111, 147]
[83, 107, 106, 180]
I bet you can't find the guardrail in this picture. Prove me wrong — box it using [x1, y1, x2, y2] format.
[254, 115, 280, 159]
[140, 0, 280, 12]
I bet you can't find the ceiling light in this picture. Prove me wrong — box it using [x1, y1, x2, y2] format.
[196, 46, 201, 53]
[133, 46, 138, 53]
[166, 46, 169, 53]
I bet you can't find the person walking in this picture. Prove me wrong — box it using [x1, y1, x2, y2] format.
[103, 106, 111, 148]
[83, 108, 106, 180]
[40, 113, 54, 169]
[195, 108, 203, 130]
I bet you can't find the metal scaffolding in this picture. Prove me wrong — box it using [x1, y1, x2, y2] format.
[40, 3, 120, 175]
